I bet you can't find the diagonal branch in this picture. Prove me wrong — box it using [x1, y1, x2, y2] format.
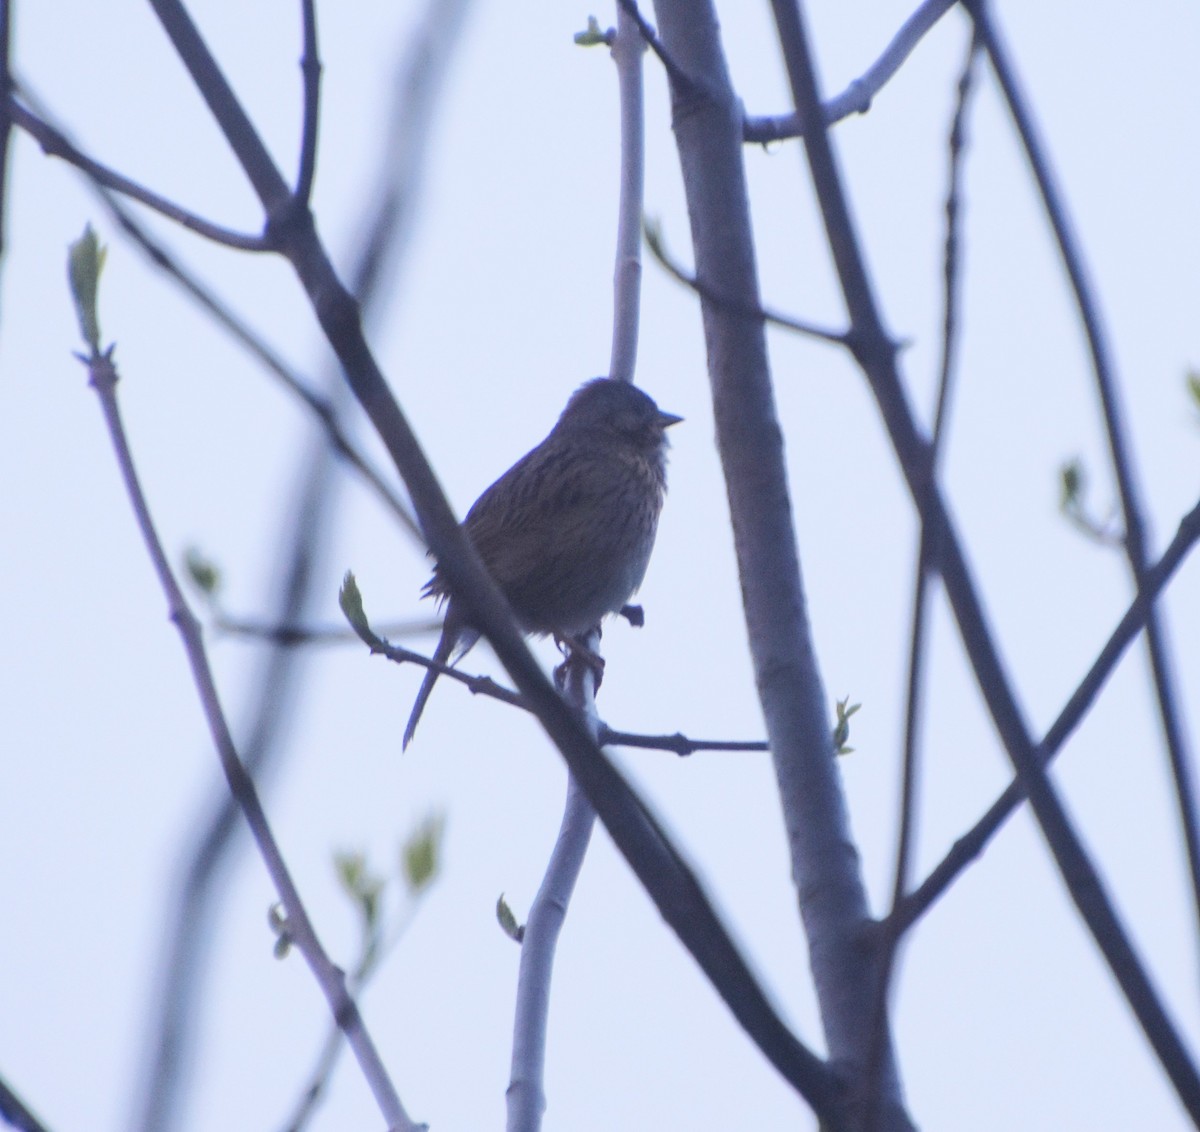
[744, 0, 956, 143]
[965, 0, 1200, 988]
[645, 220, 849, 345]
[7, 95, 269, 249]
[82, 346, 419, 1132]
[0, 1075, 51, 1132]
[769, 0, 1200, 1118]
[893, 495, 1200, 934]
[119, 2, 472, 1124]
[867, 29, 980, 1128]
[143, 0, 838, 1116]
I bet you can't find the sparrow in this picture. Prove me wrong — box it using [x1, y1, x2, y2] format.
[402, 377, 681, 748]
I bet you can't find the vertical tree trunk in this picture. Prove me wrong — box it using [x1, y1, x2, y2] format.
[651, 3, 914, 1127]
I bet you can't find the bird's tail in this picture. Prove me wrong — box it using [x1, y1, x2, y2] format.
[402, 627, 456, 750]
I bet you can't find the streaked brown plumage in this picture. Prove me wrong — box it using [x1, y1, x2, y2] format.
[402, 377, 681, 749]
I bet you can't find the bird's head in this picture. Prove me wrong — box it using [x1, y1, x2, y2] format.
[555, 377, 682, 449]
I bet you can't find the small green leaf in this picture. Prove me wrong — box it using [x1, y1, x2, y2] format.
[574, 15, 612, 46]
[1187, 370, 1200, 414]
[833, 696, 861, 756]
[68, 224, 107, 352]
[1059, 458, 1084, 511]
[496, 893, 524, 943]
[335, 850, 365, 892]
[183, 546, 222, 598]
[267, 902, 293, 959]
[334, 849, 385, 930]
[1057, 457, 1123, 547]
[339, 570, 375, 643]
[642, 216, 664, 259]
[402, 814, 445, 895]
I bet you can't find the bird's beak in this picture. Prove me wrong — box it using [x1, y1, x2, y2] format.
[658, 410, 683, 429]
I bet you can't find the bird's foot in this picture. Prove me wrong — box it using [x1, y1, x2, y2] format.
[553, 631, 606, 692]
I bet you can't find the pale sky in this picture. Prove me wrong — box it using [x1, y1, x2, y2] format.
[2, 2, 1199, 1130]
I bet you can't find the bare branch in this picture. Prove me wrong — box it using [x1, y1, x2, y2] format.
[615, 0, 700, 98]
[600, 728, 768, 754]
[146, 0, 292, 218]
[294, 0, 321, 206]
[770, 0, 1200, 1113]
[965, 0, 1200, 983]
[8, 96, 269, 249]
[80, 345, 420, 1132]
[119, 0, 840, 1113]
[507, 643, 601, 1132]
[0, 0, 13, 266]
[606, 7, 648, 383]
[645, 219, 849, 346]
[744, 0, 956, 143]
[123, 4, 473, 1122]
[893, 494, 1200, 935]
[867, 32, 981, 1128]
[651, 2, 886, 1125]
[0, 1075, 51, 1132]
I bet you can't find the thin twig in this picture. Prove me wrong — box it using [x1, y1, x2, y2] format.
[600, 728, 768, 754]
[866, 32, 980, 1131]
[129, 5, 471, 1126]
[141, 0, 836, 1112]
[7, 96, 269, 250]
[892, 494, 1200, 935]
[377, 638, 774, 753]
[294, 0, 321, 206]
[614, 0, 699, 98]
[965, 0, 1200, 989]
[368, 634, 527, 711]
[0, 0, 13, 267]
[771, 0, 1200, 1119]
[645, 220, 849, 346]
[88, 177, 419, 538]
[280, 868, 429, 1132]
[214, 613, 440, 646]
[744, 0, 956, 143]
[81, 346, 419, 1132]
[8, 82, 420, 540]
[0, 1075, 51, 1132]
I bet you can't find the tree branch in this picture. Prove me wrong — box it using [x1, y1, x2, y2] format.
[866, 32, 980, 1127]
[744, 0, 956, 143]
[80, 345, 419, 1132]
[645, 219, 849, 346]
[893, 495, 1200, 934]
[770, 0, 1200, 1116]
[0, 1075, 51, 1132]
[651, 2, 903, 1126]
[0, 0, 13, 267]
[506, 646, 601, 1132]
[7, 95, 269, 249]
[965, 0, 1200, 987]
[116, 0, 843, 1117]
[123, 1, 473, 1121]
[294, 0, 321, 206]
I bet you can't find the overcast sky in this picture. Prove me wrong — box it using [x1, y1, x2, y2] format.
[2, 2, 1200, 1130]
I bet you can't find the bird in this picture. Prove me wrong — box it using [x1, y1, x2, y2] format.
[402, 377, 682, 749]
